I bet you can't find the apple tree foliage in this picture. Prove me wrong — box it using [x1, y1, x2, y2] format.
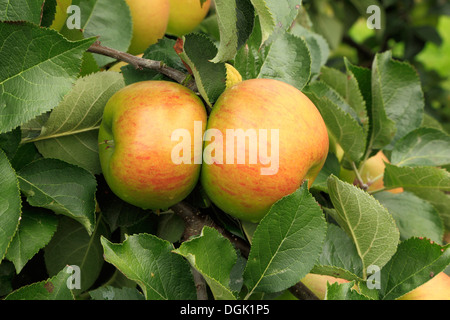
[0, 0, 449, 301]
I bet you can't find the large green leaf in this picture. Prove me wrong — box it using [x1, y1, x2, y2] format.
[326, 175, 400, 277]
[17, 158, 97, 234]
[0, 149, 21, 261]
[243, 183, 327, 297]
[101, 233, 197, 300]
[384, 163, 450, 191]
[379, 237, 450, 300]
[0, 22, 96, 134]
[173, 226, 238, 300]
[23, 71, 125, 175]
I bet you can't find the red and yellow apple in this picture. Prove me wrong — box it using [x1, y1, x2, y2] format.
[166, 0, 211, 37]
[50, 0, 72, 31]
[125, 0, 170, 55]
[340, 151, 403, 193]
[397, 272, 450, 300]
[200, 78, 329, 222]
[98, 81, 207, 210]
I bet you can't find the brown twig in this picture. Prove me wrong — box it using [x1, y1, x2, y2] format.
[170, 201, 320, 300]
[87, 41, 198, 92]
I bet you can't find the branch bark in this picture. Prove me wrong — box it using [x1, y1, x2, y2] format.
[170, 201, 320, 300]
[87, 41, 198, 92]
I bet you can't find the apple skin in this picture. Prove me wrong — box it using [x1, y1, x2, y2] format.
[300, 273, 349, 300]
[125, 0, 170, 55]
[397, 272, 450, 300]
[98, 80, 207, 210]
[201, 78, 329, 223]
[50, 0, 72, 31]
[166, 0, 211, 37]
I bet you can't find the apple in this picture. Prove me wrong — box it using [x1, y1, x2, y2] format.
[50, 0, 72, 31]
[300, 273, 349, 300]
[339, 151, 403, 193]
[98, 80, 207, 210]
[200, 78, 329, 223]
[166, 0, 211, 37]
[125, 0, 170, 55]
[397, 272, 450, 300]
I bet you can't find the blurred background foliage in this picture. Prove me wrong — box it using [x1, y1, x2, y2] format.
[300, 0, 450, 133]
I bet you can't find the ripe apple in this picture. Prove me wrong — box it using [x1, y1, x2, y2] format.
[98, 80, 207, 210]
[397, 272, 450, 300]
[166, 0, 212, 37]
[50, 0, 72, 31]
[200, 78, 329, 223]
[339, 151, 403, 193]
[125, 0, 170, 55]
[300, 273, 349, 300]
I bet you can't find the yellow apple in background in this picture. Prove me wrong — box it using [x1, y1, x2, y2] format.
[50, 0, 72, 31]
[225, 63, 242, 89]
[166, 0, 211, 37]
[300, 273, 349, 300]
[126, 0, 170, 55]
[109, 54, 144, 72]
[339, 151, 403, 193]
[397, 272, 450, 300]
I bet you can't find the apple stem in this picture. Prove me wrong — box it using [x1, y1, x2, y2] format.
[351, 161, 369, 190]
[87, 41, 198, 92]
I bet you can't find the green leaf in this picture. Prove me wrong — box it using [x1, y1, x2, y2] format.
[0, 0, 45, 24]
[101, 233, 197, 300]
[44, 216, 108, 294]
[70, 0, 133, 66]
[6, 208, 58, 274]
[243, 183, 327, 297]
[211, 0, 254, 63]
[383, 163, 450, 191]
[390, 127, 450, 167]
[17, 158, 97, 234]
[325, 281, 370, 300]
[305, 83, 366, 162]
[179, 33, 227, 106]
[0, 22, 96, 134]
[326, 175, 400, 277]
[374, 191, 444, 244]
[173, 226, 238, 300]
[0, 149, 21, 261]
[89, 286, 144, 300]
[370, 51, 424, 149]
[311, 223, 364, 281]
[379, 237, 450, 300]
[311, 152, 341, 193]
[122, 37, 187, 85]
[5, 265, 75, 300]
[26, 71, 125, 175]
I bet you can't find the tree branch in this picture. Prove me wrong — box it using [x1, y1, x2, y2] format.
[170, 201, 320, 300]
[87, 41, 198, 92]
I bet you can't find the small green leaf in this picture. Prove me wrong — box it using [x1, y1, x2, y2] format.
[379, 237, 450, 300]
[18, 158, 97, 234]
[0, 0, 45, 24]
[325, 281, 370, 300]
[0, 149, 21, 261]
[391, 127, 450, 167]
[0, 22, 96, 134]
[5, 266, 75, 300]
[101, 233, 197, 300]
[174, 226, 238, 300]
[243, 183, 327, 297]
[6, 208, 58, 274]
[327, 175, 400, 277]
